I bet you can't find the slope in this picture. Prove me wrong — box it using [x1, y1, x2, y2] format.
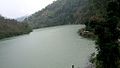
[24, 0, 88, 29]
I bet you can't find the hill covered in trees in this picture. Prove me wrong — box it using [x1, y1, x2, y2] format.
[81, 0, 120, 68]
[24, 0, 120, 29]
[0, 15, 32, 39]
[84, 0, 120, 31]
[24, 0, 88, 29]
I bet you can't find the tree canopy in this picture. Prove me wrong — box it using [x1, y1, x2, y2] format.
[0, 15, 32, 39]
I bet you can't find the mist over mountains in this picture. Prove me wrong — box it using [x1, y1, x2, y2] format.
[16, 16, 28, 22]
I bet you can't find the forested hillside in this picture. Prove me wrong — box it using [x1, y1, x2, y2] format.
[24, 0, 120, 29]
[24, 0, 88, 29]
[0, 15, 32, 39]
[84, 0, 120, 31]
[83, 0, 120, 68]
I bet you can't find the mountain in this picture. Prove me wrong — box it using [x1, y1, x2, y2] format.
[24, 0, 88, 29]
[0, 15, 32, 39]
[16, 16, 28, 22]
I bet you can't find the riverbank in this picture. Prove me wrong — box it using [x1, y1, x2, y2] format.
[0, 30, 32, 40]
[78, 28, 96, 40]
[78, 27, 97, 68]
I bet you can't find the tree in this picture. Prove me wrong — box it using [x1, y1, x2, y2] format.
[94, 0, 120, 68]
[0, 15, 32, 39]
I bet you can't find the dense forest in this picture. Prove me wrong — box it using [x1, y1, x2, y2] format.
[84, 0, 120, 68]
[84, 0, 120, 31]
[24, 0, 88, 29]
[0, 15, 32, 39]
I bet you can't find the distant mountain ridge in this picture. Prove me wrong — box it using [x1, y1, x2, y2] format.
[16, 16, 28, 22]
[24, 0, 88, 29]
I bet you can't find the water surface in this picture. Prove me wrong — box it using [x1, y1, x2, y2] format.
[0, 25, 95, 68]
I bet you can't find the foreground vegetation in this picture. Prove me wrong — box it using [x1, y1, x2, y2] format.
[80, 0, 120, 68]
[0, 15, 32, 39]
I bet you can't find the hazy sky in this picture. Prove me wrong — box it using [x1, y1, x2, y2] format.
[0, 0, 56, 18]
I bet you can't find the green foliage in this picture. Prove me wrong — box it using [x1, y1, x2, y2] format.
[0, 15, 32, 39]
[24, 0, 88, 29]
[93, 0, 120, 68]
[84, 0, 120, 31]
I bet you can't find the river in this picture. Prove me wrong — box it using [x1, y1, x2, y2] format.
[0, 25, 95, 68]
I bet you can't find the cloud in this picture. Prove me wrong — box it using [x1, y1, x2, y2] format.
[0, 0, 55, 18]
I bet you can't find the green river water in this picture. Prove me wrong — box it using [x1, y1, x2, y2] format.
[0, 25, 95, 68]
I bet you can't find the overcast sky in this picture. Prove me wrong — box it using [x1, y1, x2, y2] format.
[0, 0, 56, 19]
